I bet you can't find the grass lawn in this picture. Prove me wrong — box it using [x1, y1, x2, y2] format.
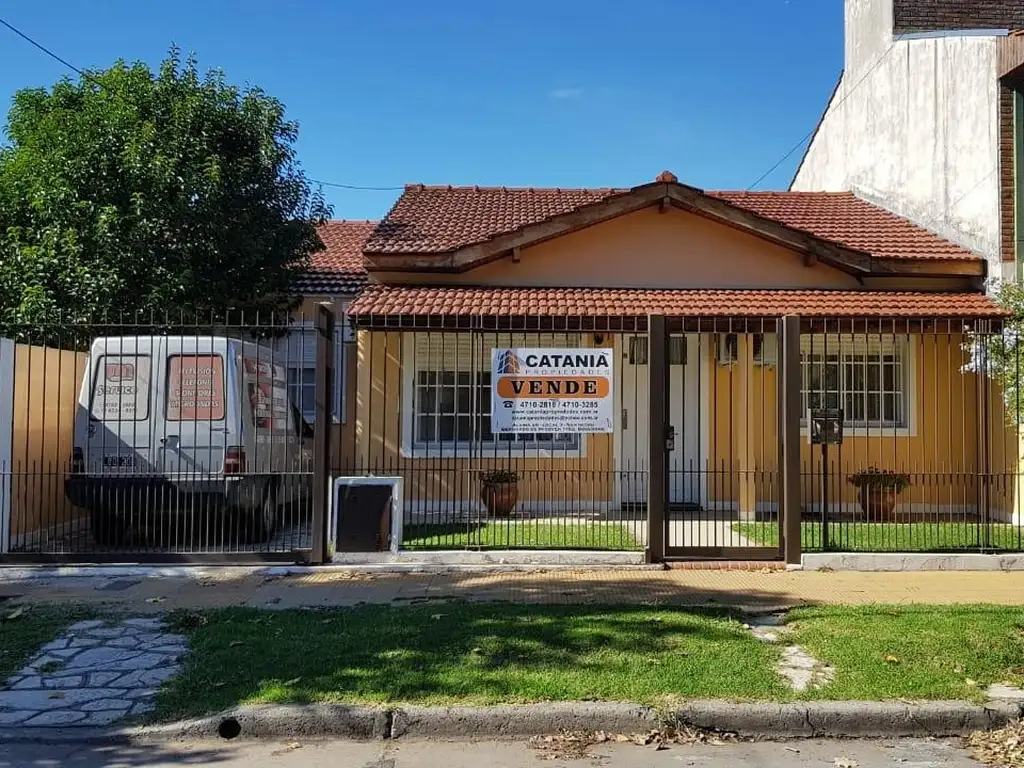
[0, 604, 94, 682]
[786, 605, 1024, 701]
[402, 521, 642, 551]
[734, 521, 1024, 552]
[155, 604, 785, 720]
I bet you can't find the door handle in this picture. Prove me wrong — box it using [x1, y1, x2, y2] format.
[621, 409, 628, 430]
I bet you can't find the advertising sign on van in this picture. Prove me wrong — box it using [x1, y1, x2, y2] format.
[491, 348, 614, 434]
[242, 356, 290, 430]
[167, 355, 225, 421]
[92, 355, 151, 421]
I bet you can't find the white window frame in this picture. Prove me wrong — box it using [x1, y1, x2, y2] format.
[277, 318, 346, 425]
[799, 333, 917, 437]
[400, 333, 589, 458]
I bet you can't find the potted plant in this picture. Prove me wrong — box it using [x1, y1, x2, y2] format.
[847, 467, 911, 522]
[480, 469, 519, 517]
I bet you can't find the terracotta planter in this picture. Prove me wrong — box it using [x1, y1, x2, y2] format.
[857, 486, 899, 522]
[481, 482, 518, 517]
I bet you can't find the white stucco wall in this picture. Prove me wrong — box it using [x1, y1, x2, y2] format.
[792, 0, 1003, 279]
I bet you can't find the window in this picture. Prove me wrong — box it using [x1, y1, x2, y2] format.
[274, 321, 346, 424]
[90, 355, 151, 421]
[287, 368, 316, 425]
[627, 336, 686, 365]
[407, 333, 581, 453]
[801, 335, 909, 428]
[166, 355, 225, 421]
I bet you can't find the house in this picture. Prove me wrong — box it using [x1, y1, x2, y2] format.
[288, 219, 376, 458]
[792, 0, 1024, 283]
[311, 171, 1018, 553]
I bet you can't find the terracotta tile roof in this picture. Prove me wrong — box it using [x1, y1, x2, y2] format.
[348, 286, 1003, 319]
[297, 220, 376, 295]
[708, 191, 977, 261]
[363, 183, 981, 262]
[364, 185, 628, 254]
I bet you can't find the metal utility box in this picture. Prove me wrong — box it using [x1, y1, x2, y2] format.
[809, 408, 844, 446]
[334, 484, 392, 552]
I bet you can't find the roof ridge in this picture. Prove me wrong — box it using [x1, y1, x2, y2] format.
[403, 183, 629, 193]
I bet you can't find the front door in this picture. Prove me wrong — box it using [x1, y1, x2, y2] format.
[619, 333, 703, 506]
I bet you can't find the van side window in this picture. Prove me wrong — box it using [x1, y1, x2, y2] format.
[166, 355, 226, 421]
[90, 355, 151, 421]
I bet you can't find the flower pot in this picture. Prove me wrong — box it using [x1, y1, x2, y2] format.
[481, 482, 518, 517]
[857, 486, 898, 522]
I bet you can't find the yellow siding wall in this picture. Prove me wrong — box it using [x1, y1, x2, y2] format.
[354, 330, 1017, 516]
[355, 331, 615, 508]
[10, 344, 89, 539]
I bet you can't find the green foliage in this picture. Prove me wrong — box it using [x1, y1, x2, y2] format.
[0, 46, 330, 333]
[479, 469, 519, 485]
[846, 466, 911, 492]
[990, 281, 1024, 423]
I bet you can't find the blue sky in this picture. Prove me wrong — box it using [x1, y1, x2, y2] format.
[0, 0, 844, 221]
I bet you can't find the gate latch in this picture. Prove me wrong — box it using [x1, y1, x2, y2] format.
[665, 425, 676, 452]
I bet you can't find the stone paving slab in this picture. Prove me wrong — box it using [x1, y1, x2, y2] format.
[0, 618, 186, 727]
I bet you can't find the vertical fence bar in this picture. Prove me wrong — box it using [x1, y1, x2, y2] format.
[310, 302, 335, 564]
[781, 315, 803, 565]
[646, 314, 667, 562]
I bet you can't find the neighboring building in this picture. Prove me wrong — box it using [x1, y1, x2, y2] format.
[332, 172, 1015, 543]
[792, 0, 1024, 283]
[288, 219, 375, 453]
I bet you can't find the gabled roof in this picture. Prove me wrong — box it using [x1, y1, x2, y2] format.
[298, 220, 377, 295]
[362, 176, 982, 275]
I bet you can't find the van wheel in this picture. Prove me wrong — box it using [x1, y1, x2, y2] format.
[248, 485, 279, 543]
[90, 510, 126, 548]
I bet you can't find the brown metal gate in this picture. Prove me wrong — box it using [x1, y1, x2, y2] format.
[645, 314, 803, 562]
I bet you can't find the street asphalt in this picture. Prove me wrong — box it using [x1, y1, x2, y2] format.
[0, 736, 989, 767]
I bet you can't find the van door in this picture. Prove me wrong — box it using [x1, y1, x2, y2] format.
[83, 336, 159, 477]
[156, 338, 229, 484]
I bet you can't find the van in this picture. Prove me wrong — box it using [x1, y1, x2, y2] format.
[65, 336, 314, 545]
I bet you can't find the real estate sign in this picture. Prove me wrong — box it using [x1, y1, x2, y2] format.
[491, 348, 614, 434]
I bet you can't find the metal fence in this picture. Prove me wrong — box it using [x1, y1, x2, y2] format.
[340, 313, 784, 556]
[0, 309, 332, 562]
[2, 306, 1021, 562]
[797, 317, 1023, 554]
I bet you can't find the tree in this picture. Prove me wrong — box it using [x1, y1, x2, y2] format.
[0, 47, 331, 331]
[989, 280, 1024, 424]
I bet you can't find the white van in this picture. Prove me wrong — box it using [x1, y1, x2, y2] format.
[66, 336, 314, 545]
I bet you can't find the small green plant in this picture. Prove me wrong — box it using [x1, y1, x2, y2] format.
[479, 469, 518, 485]
[847, 467, 911, 493]
[37, 660, 65, 675]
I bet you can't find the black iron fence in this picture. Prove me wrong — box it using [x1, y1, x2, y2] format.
[2, 307, 1021, 562]
[0, 309, 332, 562]
[340, 313, 784, 555]
[795, 317, 1023, 554]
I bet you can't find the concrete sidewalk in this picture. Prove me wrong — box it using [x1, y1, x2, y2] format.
[5, 567, 1024, 612]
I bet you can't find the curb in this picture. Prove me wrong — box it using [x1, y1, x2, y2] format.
[1, 700, 1020, 744]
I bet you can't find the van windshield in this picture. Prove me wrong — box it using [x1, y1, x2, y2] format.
[90, 355, 151, 421]
[166, 354, 226, 421]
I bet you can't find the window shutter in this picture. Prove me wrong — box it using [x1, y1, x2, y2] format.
[414, 333, 581, 370]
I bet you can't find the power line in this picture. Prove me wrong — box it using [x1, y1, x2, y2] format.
[0, 15, 404, 195]
[747, 42, 898, 191]
[309, 179, 404, 191]
[0, 16, 94, 82]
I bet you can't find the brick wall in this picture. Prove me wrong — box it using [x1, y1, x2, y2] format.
[1001, 83, 1015, 263]
[894, 1, 1024, 34]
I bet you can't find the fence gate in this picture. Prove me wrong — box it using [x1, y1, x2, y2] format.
[648, 315, 783, 561]
[0, 309, 333, 564]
